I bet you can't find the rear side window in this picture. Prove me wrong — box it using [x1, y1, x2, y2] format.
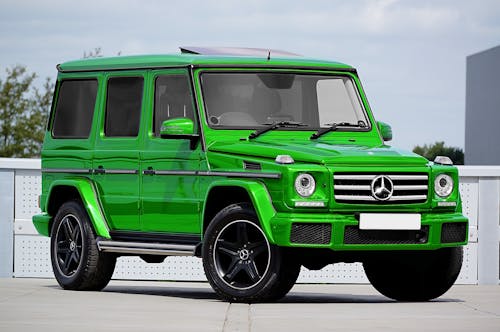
[52, 79, 98, 138]
[105, 76, 144, 137]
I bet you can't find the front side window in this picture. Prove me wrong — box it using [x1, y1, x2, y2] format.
[52, 79, 98, 138]
[153, 74, 194, 136]
[105, 76, 144, 137]
[201, 72, 369, 129]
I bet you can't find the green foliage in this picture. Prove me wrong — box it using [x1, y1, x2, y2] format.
[413, 141, 464, 165]
[0, 65, 53, 157]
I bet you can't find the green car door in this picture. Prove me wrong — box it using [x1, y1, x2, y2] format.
[140, 69, 202, 235]
[92, 73, 145, 231]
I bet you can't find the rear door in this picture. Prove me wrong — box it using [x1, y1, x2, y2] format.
[92, 73, 145, 231]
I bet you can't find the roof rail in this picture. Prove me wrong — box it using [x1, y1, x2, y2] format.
[179, 46, 300, 57]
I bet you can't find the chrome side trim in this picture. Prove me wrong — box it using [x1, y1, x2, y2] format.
[101, 169, 138, 175]
[154, 170, 198, 176]
[42, 168, 91, 174]
[198, 171, 281, 179]
[144, 169, 281, 179]
[97, 240, 196, 256]
[44, 168, 280, 179]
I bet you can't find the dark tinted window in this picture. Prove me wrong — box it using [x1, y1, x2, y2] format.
[52, 79, 97, 138]
[154, 75, 194, 136]
[105, 76, 143, 137]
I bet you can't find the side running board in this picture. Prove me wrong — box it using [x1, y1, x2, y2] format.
[97, 240, 196, 256]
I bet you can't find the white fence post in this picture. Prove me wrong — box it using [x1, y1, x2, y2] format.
[477, 177, 500, 284]
[0, 169, 14, 277]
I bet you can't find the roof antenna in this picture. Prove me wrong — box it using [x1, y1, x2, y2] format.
[267, 50, 271, 61]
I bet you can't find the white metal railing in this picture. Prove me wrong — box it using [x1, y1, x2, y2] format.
[1, 158, 499, 284]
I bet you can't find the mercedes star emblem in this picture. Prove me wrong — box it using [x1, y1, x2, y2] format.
[371, 175, 394, 201]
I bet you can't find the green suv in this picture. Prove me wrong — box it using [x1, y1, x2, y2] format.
[33, 47, 468, 302]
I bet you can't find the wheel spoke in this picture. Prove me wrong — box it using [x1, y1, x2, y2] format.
[244, 260, 261, 283]
[73, 246, 81, 261]
[236, 222, 249, 245]
[247, 241, 267, 258]
[61, 252, 73, 275]
[71, 225, 80, 243]
[217, 240, 239, 257]
[225, 262, 243, 283]
[62, 218, 73, 240]
[57, 240, 69, 252]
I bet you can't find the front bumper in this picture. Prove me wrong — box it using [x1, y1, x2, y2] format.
[32, 213, 51, 237]
[268, 212, 468, 250]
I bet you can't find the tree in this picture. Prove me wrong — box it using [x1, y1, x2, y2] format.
[413, 141, 464, 165]
[0, 65, 53, 158]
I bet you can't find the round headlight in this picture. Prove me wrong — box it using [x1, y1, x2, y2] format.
[434, 174, 454, 197]
[295, 173, 316, 197]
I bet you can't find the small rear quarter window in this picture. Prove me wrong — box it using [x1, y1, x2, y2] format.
[52, 79, 98, 138]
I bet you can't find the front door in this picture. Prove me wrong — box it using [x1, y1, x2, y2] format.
[140, 69, 202, 235]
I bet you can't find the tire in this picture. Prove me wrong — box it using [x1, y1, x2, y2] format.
[363, 247, 463, 301]
[50, 200, 116, 291]
[264, 253, 301, 302]
[202, 203, 297, 303]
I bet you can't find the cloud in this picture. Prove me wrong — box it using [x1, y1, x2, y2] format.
[1, 0, 500, 150]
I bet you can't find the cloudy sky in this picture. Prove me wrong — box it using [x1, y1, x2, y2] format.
[1, 0, 499, 151]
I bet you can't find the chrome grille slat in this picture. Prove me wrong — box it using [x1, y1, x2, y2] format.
[393, 185, 428, 191]
[334, 185, 371, 190]
[333, 173, 428, 204]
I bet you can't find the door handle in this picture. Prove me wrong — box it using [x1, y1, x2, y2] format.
[143, 167, 155, 175]
[94, 166, 105, 175]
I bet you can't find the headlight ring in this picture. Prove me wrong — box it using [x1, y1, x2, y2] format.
[434, 174, 454, 198]
[295, 173, 316, 197]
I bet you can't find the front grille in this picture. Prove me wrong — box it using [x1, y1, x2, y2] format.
[333, 173, 428, 204]
[344, 226, 429, 244]
[441, 222, 467, 243]
[290, 223, 331, 245]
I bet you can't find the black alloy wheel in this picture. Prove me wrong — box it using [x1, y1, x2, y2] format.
[53, 214, 83, 277]
[51, 200, 116, 291]
[203, 203, 300, 303]
[213, 219, 271, 290]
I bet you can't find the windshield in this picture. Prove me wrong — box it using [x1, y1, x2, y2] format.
[201, 72, 370, 130]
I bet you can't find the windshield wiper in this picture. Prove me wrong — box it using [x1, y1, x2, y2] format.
[249, 121, 307, 139]
[310, 121, 366, 139]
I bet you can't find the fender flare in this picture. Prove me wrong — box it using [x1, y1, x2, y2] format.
[47, 178, 110, 238]
[204, 179, 277, 243]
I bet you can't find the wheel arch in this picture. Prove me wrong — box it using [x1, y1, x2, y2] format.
[46, 178, 110, 238]
[202, 180, 277, 243]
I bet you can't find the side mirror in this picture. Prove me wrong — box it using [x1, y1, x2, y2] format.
[377, 121, 392, 142]
[160, 118, 199, 149]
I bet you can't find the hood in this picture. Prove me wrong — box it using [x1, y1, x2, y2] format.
[207, 140, 428, 166]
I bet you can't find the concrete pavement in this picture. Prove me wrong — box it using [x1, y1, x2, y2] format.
[0, 278, 499, 331]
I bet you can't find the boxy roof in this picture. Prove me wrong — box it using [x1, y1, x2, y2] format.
[57, 47, 354, 73]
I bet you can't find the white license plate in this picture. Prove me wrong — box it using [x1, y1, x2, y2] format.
[359, 213, 421, 230]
